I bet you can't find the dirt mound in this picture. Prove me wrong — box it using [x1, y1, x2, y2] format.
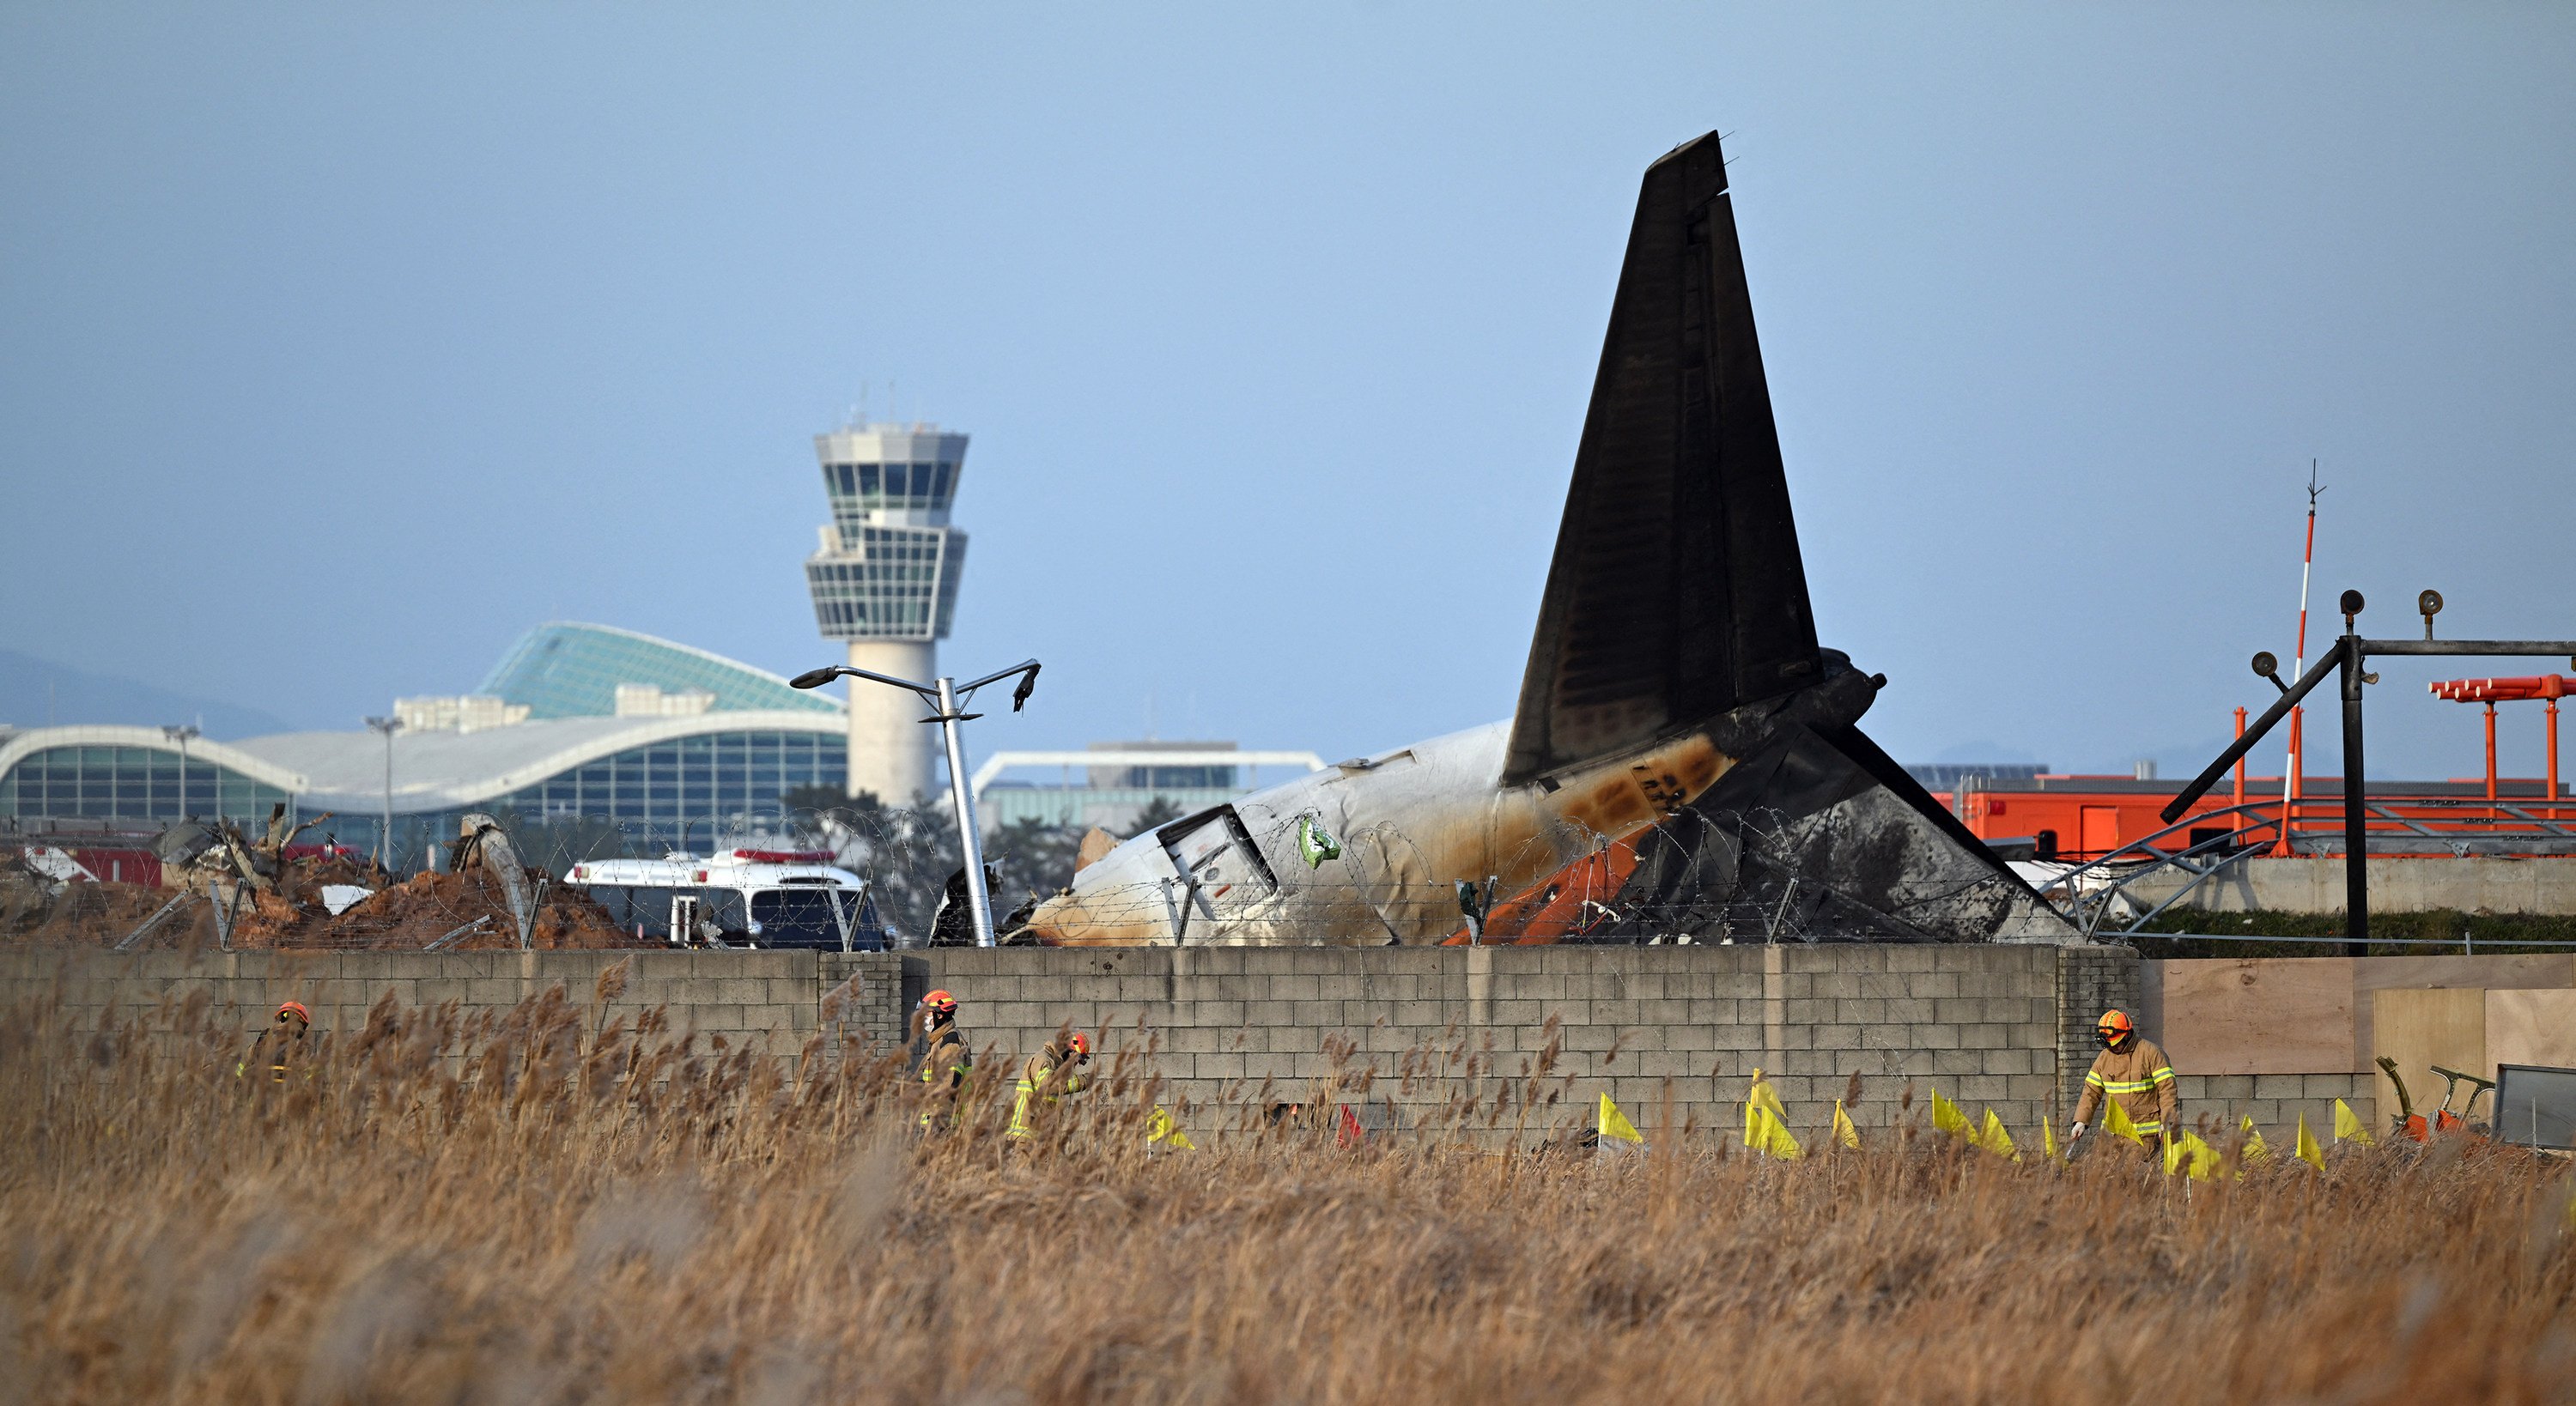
[290, 854, 390, 891]
[238, 868, 646, 950]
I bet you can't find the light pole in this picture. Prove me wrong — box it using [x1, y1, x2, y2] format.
[159, 724, 201, 821]
[789, 658, 1039, 948]
[364, 716, 402, 873]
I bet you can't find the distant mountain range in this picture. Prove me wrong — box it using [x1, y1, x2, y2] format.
[0, 647, 294, 741]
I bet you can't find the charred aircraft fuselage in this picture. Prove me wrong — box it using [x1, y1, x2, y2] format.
[1020, 652, 2069, 946]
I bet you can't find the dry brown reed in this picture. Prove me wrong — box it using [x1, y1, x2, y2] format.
[3, 987, 2572, 1404]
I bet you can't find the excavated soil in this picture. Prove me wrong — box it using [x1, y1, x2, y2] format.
[237, 868, 642, 950]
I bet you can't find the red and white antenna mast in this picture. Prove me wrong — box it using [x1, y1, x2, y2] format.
[2275, 462, 2323, 855]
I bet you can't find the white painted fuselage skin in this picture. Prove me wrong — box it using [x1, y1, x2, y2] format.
[1019, 720, 1733, 946]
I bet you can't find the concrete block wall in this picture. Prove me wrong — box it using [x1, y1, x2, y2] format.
[3, 942, 2386, 1145]
[2170, 1072, 2376, 1144]
[2053, 946, 2141, 1117]
[908, 944, 2074, 1142]
[820, 952, 907, 1051]
[2123, 856, 2576, 917]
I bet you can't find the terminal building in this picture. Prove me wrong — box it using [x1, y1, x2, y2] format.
[0, 622, 848, 865]
[972, 741, 1327, 834]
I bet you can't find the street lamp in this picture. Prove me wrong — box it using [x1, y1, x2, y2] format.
[789, 658, 1040, 948]
[159, 724, 201, 821]
[363, 716, 402, 873]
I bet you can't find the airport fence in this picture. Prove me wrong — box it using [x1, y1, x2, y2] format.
[7, 799, 2057, 953]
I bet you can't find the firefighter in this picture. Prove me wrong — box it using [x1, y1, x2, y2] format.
[236, 1000, 313, 1082]
[1007, 1031, 1092, 1139]
[915, 990, 971, 1130]
[2067, 1009, 2178, 1154]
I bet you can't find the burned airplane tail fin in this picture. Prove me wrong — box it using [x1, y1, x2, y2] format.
[1498, 131, 2075, 944]
[1504, 131, 1820, 788]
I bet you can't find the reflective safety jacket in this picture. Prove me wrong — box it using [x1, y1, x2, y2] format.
[2074, 1035, 2178, 1139]
[235, 1028, 313, 1083]
[1006, 1044, 1089, 1138]
[917, 1023, 972, 1129]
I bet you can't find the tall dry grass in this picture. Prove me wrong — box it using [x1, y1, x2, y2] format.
[3, 979, 2572, 1404]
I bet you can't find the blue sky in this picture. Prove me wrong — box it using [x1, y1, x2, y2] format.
[3, 3, 2571, 784]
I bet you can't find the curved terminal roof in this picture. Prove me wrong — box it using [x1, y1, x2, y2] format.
[477, 622, 842, 719]
[0, 712, 848, 818]
[0, 725, 309, 797]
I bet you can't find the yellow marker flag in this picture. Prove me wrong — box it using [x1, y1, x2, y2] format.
[2103, 1094, 2144, 1145]
[1743, 1070, 1789, 1147]
[1743, 1070, 1789, 1138]
[2294, 1112, 2325, 1170]
[2164, 1130, 2219, 1181]
[1598, 1093, 1645, 1146]
[1978, 1108, 2020, 1161]
[2042, 1114, 2062, 1164]
[1930, 1088, 1971, 1140]
[2239, 1115, 2269, 1164]
[1748, 1103, 1804, 1160]
[1146, 1106, 1197, 1151]
[2333, 1098, 2374, 1145]
[1832, 1099, 1861, 1151]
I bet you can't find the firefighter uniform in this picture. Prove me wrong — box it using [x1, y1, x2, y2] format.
[235, 1002, 315, 1082]
[235, 1027, 314, 1082]
[2073, 1032, 2179, 1145]
[1006, 1038, 1090, 1138]
[917, 1020, 972, 1129]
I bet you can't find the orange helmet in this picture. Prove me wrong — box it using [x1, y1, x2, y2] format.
[276, 1001, 310, 1024]
[919, 990, 958, 1017]
[1064, 1032, 1091, 1058]
[2097, 1009, 2134, 1046]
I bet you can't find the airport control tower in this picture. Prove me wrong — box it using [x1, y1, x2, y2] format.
[804, 421, 970, 805]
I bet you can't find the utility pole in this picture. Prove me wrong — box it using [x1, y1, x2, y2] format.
[159, 724, 201, 821]
[790, 657, 1040, 948]
[2336, 591, 2370, 955]
[364, 716, 402, 874]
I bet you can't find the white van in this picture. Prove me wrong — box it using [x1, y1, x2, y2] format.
[568, 848, 888, 950]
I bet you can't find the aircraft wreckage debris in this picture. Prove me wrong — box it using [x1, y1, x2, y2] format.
[1017, 132, 2075, 948]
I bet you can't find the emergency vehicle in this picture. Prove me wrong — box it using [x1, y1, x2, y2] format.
[566, 848, 888, 949]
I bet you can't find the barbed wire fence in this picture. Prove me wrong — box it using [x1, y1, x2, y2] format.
[3, 797, 2051, 952]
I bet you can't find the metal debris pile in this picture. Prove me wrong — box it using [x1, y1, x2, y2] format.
[3, 810, 645, 952]
[154, 803, 349, 897]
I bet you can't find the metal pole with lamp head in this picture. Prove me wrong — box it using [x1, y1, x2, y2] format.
[363, 716, 402, 873]
[159, 724, 201, 821]
[789, 658, 1039, 948]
